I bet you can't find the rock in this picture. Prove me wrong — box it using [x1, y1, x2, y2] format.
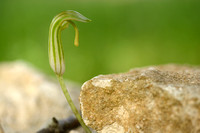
[0, 61, 83, 133]
[80, 64, 200, 133]
[0, 124, 4, 133]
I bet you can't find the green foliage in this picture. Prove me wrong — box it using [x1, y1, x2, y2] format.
[0, 0, 200, 83]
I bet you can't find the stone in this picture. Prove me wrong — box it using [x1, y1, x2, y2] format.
[80, 64, 200, 133]
[0, 124, 4, 133]
[0, 61, 83, 133]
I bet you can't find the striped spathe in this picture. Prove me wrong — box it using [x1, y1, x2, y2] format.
[48, 10, 91, 75]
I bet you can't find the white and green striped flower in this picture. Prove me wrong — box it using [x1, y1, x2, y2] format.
[48, 10, 91, 75]
[48, 10, 91, 133]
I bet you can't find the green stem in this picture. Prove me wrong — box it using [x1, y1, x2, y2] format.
[56, 75, 91, 133]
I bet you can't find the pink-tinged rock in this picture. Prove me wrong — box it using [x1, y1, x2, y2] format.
[80, 64, 200, 133]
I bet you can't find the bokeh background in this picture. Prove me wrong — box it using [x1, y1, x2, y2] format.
[0, 0, 199, 83]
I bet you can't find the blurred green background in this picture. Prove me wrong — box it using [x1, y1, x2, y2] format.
[0, 0, 199, 83]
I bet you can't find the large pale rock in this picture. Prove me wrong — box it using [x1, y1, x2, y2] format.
[0, 61, 82, 133]
[80, 64, 200, 133]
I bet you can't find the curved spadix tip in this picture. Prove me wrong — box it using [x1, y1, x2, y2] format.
[62, 10, 91, 22]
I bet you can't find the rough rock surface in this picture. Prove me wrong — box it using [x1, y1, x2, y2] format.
[80, 64, 200, 133]
[0, 61, 83, 133]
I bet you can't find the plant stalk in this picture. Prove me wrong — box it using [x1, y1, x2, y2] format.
[56, 75, 91, 133]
